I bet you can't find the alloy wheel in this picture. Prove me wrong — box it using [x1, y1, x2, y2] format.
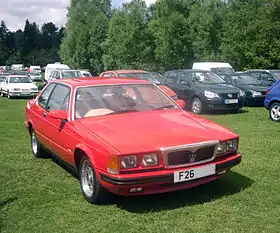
[31, 131, 38, 155]
[81, 160, 95, 198]
[191, 98, 202, 114]
[270, 104, 280, 121]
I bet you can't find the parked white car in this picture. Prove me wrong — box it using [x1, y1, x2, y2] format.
[79, 70, 92, 77]
[0, 75, 38, 98]
[48, 69, 82, 82]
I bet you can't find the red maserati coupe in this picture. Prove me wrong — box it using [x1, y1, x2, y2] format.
[25, 78, 242, 204]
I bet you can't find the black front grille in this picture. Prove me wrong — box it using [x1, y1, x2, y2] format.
[219, 93, 239, 99]
[167, 146, 216, 166]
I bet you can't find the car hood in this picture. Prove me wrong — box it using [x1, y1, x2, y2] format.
[76, 110, 237, 154]
[158, 85, 176, 97]
[197, 84, 240, 93]
[237, 85, 268, 92]
[8, 83, 37, 89]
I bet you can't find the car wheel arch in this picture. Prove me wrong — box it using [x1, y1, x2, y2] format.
[268, 100, 280, 109]
[74, 145, 96, 171]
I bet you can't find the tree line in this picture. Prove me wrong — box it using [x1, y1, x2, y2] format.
[1, 0, 279, 74]
[61, 0, 280, 75]
[0, 20, 64, 67]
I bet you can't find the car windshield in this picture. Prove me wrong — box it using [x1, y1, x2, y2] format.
[62, 70, 81, 78]
[270, 70, 280, 79]
[231, 75, 260, 85]
[75, 84, 177, 118]
[211, 67, 235, 74]
[150, 72, 163, 80]
[9, 76, 32, 83]
[118, 73, 162, 85]
[31, 72, 41, 75]
[191, 72, 225, 84]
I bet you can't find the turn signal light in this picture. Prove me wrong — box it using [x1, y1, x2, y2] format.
[107, 156, 120, 174]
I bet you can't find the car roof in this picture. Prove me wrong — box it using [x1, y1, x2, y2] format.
[166, 69, 209, 73]
[8, 75, 28, 77]
[53, 77, 152, 88]
[245, 69, 269, 72]
[106, 70, 147, 74]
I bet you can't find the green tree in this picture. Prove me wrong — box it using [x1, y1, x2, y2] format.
[103, 0, 153, 70]
[148, 0, 193, 71]
[60, 0, 111, 74]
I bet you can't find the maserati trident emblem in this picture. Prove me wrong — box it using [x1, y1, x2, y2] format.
[189, 153, 196, 163]
[228, 93, 233, 98]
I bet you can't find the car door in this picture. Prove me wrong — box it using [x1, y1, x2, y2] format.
[32, 83, 57, 148]
[42, 84, 73, 162]
[163, 72, 178, 92]
[1, 77, 8, 92]
[176, 72, 194, 104]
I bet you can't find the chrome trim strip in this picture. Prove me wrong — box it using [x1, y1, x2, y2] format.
[160, 140, 219, 168]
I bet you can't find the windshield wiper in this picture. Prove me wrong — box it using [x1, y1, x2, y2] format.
[153, 105, 176, 111]
[105, 109, 139, 115]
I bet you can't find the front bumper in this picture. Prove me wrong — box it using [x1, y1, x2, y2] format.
[98, 153, 242, 196]
[204, 97, 244, 111]
[245, 96, 265, 106]
[9, 91, 38, 97]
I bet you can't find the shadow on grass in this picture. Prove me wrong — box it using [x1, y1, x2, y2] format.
[115, 171, 254, 213]
[0, 197, 18, 208]
[203, 108, 250, 116]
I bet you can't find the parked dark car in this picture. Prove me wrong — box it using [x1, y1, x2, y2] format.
[163, 69, 245, 114]
[244, 70, 278, 87]
[220, 73, 268, 106]
[264, 80, 280, 122]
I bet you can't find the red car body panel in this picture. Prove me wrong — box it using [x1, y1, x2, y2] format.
[25, 78, 242, 196]
[99, 70, 177, 99]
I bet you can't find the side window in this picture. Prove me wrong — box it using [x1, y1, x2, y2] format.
[165, 72, 177, 85]
[102, 73, 112, 77]
[38, 83, 56, 109]
[178, 72, 190, 85]
[46, 84, 71, 111]
[261, 72, 274, 81]
[250, 72, 261, 78]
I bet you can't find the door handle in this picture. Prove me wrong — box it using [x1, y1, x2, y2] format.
[42, 112, 47, 117]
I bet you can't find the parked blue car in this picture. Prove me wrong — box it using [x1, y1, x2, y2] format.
[264, 80, 280, 122]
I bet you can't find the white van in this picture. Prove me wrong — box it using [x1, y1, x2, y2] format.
[45, 63, 70, 81]
[192, 62, 234, 75]
[30, 66, 41, 72]
[11, 64, 24, 70]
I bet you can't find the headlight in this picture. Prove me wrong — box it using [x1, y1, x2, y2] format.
[217, 142, 227, 154]
[142, 153, 158, 167]
[217, 138, 238, 154]
[251, 91, 262, 97]
[120, 155, 137, 169]
[12, 88, 20, 91]
[204, 91, 219, 98]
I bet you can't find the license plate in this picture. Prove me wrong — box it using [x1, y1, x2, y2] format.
[224, 99, 238, 104]
[174, 164, 216, 183]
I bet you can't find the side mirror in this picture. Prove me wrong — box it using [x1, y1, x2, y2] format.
[175, 99, 185, 109]
[48, 110, 68, 121]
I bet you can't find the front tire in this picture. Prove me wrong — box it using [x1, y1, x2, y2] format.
[79, 156, 110, 205]
[30, 127, 49, 158]
[269, 102, 280, 122]
[191, 97, 203, 114]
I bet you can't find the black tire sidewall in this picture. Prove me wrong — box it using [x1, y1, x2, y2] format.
[269, 102, 280, 122]
[191, 97, 203, 114]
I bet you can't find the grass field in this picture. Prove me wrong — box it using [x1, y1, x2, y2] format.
[1, 98, 280, 233]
